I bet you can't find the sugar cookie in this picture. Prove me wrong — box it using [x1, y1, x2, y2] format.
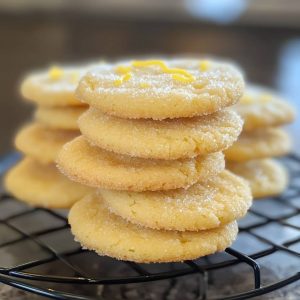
[5, 158, 92, 208]
[21, 64, 100, 107]
[100, 170, 252, 231]
[57, 136, 225, 191]
[69, 194, 238, 262]
[76, 59, 244, 119]
[79, 108, 243, 160]
[234, 85, 296, 132]
[15, 123, 79, 164]
[35, 106, 86, 130]
[227, 159, 288, 198]
[224, 128, 291, 162]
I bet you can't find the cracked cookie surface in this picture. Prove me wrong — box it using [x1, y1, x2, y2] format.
[79, 107, 243, 160]
[69, 194, 238, 262]
[57, 135, 225, 191]
[100, 170, 252, 231]
[76, 58, 244, 119]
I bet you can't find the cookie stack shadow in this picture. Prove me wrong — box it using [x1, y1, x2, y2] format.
[225, 85, 296, 199]
[5, 66, 92, 208]
[57, 59, 253, 263]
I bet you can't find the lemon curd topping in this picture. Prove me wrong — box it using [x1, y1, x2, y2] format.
[70, 71, 80, 84]
[139, 82, 151, 88]
[48, 66, 64, 80]
[113, 72, 132, 87]
[260, 93, 272, 103]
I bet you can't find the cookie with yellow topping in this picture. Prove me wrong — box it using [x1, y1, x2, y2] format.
[57, 135, 225, 191]
[224, 128, 291, 162]
[21, 64, 101, 107]
[35, 106, 86, 130]
[100, 170, 252, 231]
[233, 85, 296, 132]
[78, 107, 243, 160]
[227, 159, 288, 198]
[5, 158, 92, 208]
[76, 58, 245, 119]
[69, 194, 238, 262]
[15, 123, 79, 164]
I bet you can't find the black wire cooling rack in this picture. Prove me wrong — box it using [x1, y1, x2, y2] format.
[0, 153, 299, 300]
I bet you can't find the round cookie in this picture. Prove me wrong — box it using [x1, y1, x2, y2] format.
[234, 85, 296, 132]
[224, 128, 291, 162]
[227, 159, 288, 198]
[69, 194, 238, 263]
[15, 123, 79, 164]
[57, 135, 225, 192]
[35, 106, 86, 130]
[79, 108, 243, 160]
[76, 58, 244, 119]
[21, 64, 101, 107]
[4, 158, 92, 208]
[100, 170, 252, 231]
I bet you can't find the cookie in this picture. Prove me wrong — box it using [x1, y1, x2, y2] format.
[57, 136, 225, 192]
[69, 194, 238, 262]
[4, 158, 92, 208]
[15, 123, 79, 164]
[21, 64, 99, 107]
[224, 128, 291, 162]
[35, 106, 86, 130]
[234, 85, 296, 132]
[76, 58, 244, 120]
[100, 170, 252, 231]
[79, 108, 243, 160]
[227, 159, 288, 198]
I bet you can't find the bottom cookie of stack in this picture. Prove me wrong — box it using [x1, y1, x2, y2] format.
[5, 157, 92, 208]
[69, 170, 252, 263]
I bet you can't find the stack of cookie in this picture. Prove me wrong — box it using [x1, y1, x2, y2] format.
[225, 85, 296, 198]
[57, 59, 253, 263]
[5, 65, 93, 208]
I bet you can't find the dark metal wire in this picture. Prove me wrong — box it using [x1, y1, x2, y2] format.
[0, 153, 299, 300]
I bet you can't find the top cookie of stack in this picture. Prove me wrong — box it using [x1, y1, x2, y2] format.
[58, 58, 252, 263]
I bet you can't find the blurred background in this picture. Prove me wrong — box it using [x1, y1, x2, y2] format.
[0, 0, 299, 154]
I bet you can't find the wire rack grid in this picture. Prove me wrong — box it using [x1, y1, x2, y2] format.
[0, 152, 299, 300]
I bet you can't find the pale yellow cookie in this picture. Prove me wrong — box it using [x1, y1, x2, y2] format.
[4, 158, 92, 208]
[79, 108, 243, 160]
[76, 58, 244, 119]
[21, 64, 101, 107]
[57, 136, 225, 192]
[224, 128, 291, 162]
[35, 106, 86, 130]
[100, 170, 252, 231]
[69, 194, 238, 263]
[234, 85, 296, 132]
[227, 159, 288, 198]
[15, 123, 79, 164]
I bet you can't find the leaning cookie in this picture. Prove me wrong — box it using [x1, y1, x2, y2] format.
[35, 106, 86, 130]
[233, 85, 296, 132]
[224, 128, 291, 162]
[227, 159, 288, 198]
[57, 135, 225, 192]
[76, 58, 244, 120]
[15, 123, 79, 164]
[100, 170, 252, 231]
[79, 107, 243, 160]
[5, 158, 92, 208]
[69, 194, 238, 263]
[21, 63, 103, 107]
